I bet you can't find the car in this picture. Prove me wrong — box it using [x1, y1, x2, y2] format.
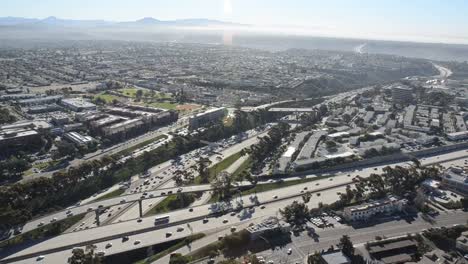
[96, 251, 106, 256]
[105, 243, 112, 248]
[188, 208, 194, 212]
[166, 232, 172, 237]
[66, 210, 72, 214]
[120, 199, 126, 204]
[260, 205, 266, 209]
[231, 226, 236, 232]
[304, 187, 308, 190]
[134, 240, 141, 245]
[137, 218, 143, 223]
[149, 194, 154, 198]
[36, 255, 45, 261]
[177, 188, 183, 193]
[223, 219, 228, 223]
[98, 205, 104, 209]
[87, 207, 94, 212]
[273, 195, 278, 199]
[203, 218, 209, 223]
[122, 236, 129, 242]
[161, 192, 166, 195]
[287, 248, 292, 254]
[38, 222, 44, 227]
[50, 217, 57, 222]
[177, 226, 184, 232]
[230, 212, 236, 216]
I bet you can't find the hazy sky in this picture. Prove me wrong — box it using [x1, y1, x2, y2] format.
[2, 0, 468, 44]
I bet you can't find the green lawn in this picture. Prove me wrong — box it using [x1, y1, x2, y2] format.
[144, 193, 197, 216]
[118, 88, 172, 99]
[94, 93, 121, 103]
[241, 175, 333, 196]
[232, 156, 252, 179]
[148, 102, 178, 110]
[94, 189, 125, 202]
[194, 152, 243, 184]
[134, 233, 205, 264]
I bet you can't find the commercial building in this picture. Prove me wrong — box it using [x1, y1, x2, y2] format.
[343, 195, 407, 221]
[440, 167, 468, 195]
[392, 86, 413, 104]
[17, 95, 62, 106]
[447, 131, 468, 141]
[188, 107, 225, 129]
[64, 132, 95, 146]
[61, 98, 97, 112]
[314, 250, 351, 264]
[246, 217, 290, 240]
[0, 128, 40, 147]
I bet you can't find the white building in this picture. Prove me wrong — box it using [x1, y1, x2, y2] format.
[343, 195, 407, 221]
[447, 131, 468, 141]
[440, 167, 468, 195]
[61, 98, 97, 112]
[64, 132, 95, 146]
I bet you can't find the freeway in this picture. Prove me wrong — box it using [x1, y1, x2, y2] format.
[5, 142, 468, 262]
[2, 175, 352, 263]
[433, 63, 453, 79]
[10, 125, 272, 237]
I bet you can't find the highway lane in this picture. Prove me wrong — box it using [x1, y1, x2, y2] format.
[1, 172, 355, 262]
[14, 125, 272, 235]
[433, 63, 453, 79]
[13, 138, 468, 242]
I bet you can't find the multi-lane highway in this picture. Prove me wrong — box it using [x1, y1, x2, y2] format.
[4, 145, 468, 263]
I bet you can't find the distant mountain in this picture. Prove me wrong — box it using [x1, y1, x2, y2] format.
[0, 16, 39, 25]
[0, 16, 244, 28]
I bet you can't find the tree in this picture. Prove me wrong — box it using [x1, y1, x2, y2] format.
[68, 244, 102, 264]
[211, 171, 233, 201]
[339, 235, 354, 257]
[279, 201, 309, 226]
[135, 89, 144, 100]
[302, 192, 312, 203]
[52, 141, 78, 160]
[193, 157, 212, 183]
[0, 107, 16, 124]
[307, 252, 322, 264]
[169, 253, 190, 264]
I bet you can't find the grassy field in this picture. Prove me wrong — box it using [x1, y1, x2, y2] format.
[194, 152, 243, 184]
[232, 156, 252, 179]
[94, 93, 121, 103]
[241, 175, 333, 196]
[94, 189, 125, 202]
[118, 88, 172, 99]
[144, 193, 197, 216]
[148, 102, 178, 110]
[112, 134, 168, 157]
[134, 233, 205, 264]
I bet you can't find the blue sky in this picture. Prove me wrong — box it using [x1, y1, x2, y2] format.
[1, 0, 468, 43]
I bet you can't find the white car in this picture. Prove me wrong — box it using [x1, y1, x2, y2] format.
[287, 248, 292, 254]
[36, 255, 45, 261]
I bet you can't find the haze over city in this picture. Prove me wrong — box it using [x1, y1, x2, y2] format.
[1, 0, 468, 44]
